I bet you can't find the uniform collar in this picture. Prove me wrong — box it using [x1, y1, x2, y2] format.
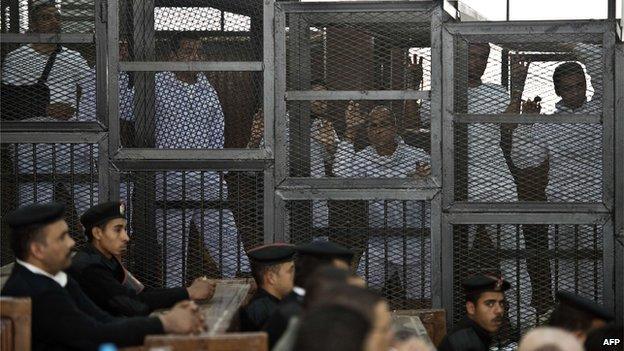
[462, 317, 493, 346]
[16, 259, 68, 287]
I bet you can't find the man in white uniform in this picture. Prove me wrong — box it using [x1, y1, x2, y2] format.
[511, 62, 602, 301]
[153, 35, 249, 286]
[2, 2, 95, 234]
[325, 105, 431, 299]
[462, 43, 539, 329]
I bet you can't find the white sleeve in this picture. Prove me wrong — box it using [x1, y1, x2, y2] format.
[511, 124, 548, 169]
[333, 140, 363, 177]
[1, 52, 20, 84]
[206, 82, 225, 149]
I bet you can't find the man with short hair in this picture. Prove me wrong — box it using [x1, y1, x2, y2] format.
[547, 291, 614, 343]
[240, 243, 296, 331]
[68, 201, 216, 317]
[518, 327, 583, 351]
[438, 274, 510, 351]
[1, 202, 205, 350]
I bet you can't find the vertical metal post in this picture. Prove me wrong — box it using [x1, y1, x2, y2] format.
[274, 6, 288, 185]
[614, 42, 624, 324]
[133, 0, 156, 148]
[107, 0, 120, 153]
[602, 30, 615, 211]
[441, 27, 455, 207]
[607, 0, 616, 20]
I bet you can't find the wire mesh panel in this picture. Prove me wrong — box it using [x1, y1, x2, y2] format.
[116, 70, 262, 148]
[0, 142, 100, 264]
[286, 199, 431, 309]
[1, 42, 96, 121]
[119, 169, 263, 289]
[285, 9, 434, 90]
[119, 1, 262, 62]
[0, 1, 95, 34]
[449, 32, 605, 203]
[452, 223, 604, 341]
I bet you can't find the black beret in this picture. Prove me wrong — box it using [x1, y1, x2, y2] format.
[296, 241, 354, 262]
[556, 291, 614, 321]
[6, 202, 65, 229]
[248, 243, 296, 264]
[463, 274, 511, 293]
[81, 201, 127, 237]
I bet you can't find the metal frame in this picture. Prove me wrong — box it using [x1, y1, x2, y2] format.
[285, 90, 430, 101]
[614, 42, 624, 325]
[118, 62, 263, 72]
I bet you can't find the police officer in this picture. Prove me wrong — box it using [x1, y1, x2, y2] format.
[1, 202, 204, 350]
[240, 243, 296, 331]
[438, 274, 510, 351]
[68, 201, 215, 317]
[548, 290, 614, 343]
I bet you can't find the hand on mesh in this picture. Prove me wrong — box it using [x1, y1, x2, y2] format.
[47, 102, 75, 120]
[522, 96, 542, 114]
[344, 100, 365, 141]
[159, 300, 206, 334]
[415, 163, 431, 177]
[187, 276, 216, 301]
[311, 118, 337, 151]
[406, 54, 424, 90]
[248, 108, 264, 148]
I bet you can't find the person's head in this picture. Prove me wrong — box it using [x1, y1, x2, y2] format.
[463, 274, 510, 333]
[518, 327, 583, 351]
[294, 241, 354, 287]
[7, 203, 74, 274]
[468, 43, 491, 83]
[548, 291, 613, 342]
[248, 243, 296, 299]
[81, 202, 129, 258]
[294, 305, 371, 351]
[311, 79, 328, 117]
[30, 2, 61, 34]
[170, 34, 202, 61]
[584, 324, 623, 351]
[367, 105, 398, 151]
[312, 285, 393, 351]
[553, 62, 587, 109]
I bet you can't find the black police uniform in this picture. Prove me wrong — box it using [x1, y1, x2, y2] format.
[1, 203, 163, 350]
[239, 243, 296, 332]
[438, 274, 511, 351]
[68, 201, 188, 317]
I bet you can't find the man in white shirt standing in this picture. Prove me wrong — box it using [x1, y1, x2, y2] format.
[153, 35, 249, 286]
[321, 104, 431, 300]
[511, 62, 602, 301]
[2, 1, 96, 236]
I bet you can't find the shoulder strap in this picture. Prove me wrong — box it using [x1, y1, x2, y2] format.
[38, 45, 61, 84]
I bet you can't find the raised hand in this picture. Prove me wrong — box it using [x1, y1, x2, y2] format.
[522, 96, 542, 114]
[510, 56, 530, 94]
[407, 54, 424, 90]
[345, 100, 365, 129]
[248, 108, 264, 148]
[311, 118, 337, 151]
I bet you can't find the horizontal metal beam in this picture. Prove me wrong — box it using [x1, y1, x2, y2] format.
[0, 132, 106, 144]
[286, 90, 430, 101]
[444, 212, 610, 225]
[279, 177, 440, 190]
[447, 202, 611, 213]
[292, 12, 434, 25]
[279, 1, 434, 13]
[0, 33, 94, 43]
[0, 121, 105, 132]
[154, 0, 259, 16]
[276, 187, 439, 201]
[453, 114, 601, 124]
[119, 61, 263, 72]
[112, 148, 271, 170]
[445, 20, 610, 36]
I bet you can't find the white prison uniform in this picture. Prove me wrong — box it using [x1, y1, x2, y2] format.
[467, 83, 533, 327]
[77, 69, 135, 122]
[153, 72, 249, 285]
[511, 99, 602, 299]
[2, 45, 98, 217]
[334, 138, 431, 298]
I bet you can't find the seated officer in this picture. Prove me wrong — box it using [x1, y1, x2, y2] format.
[438, 274, 510, 351]
[263, 240, 354, 347]
[1, 202, 204, 350]
[68, 201, 216, 317]
[548, 290, 614, 343]
[240, 243, 296, 331]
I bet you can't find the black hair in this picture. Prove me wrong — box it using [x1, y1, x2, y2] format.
[547, 303, 595, 332]
[293, 305, 371, 351]
[31, 2, 57, 20]
[10, 223, 47, 260]
[584, 324, 623, 351]
[169, 33, 201, 55]
[294, 254, 337, 288]
[310, 284, 384, 323]
[250, 260, 284, 288]
[466, 290, 486, 304]
[553, 62, 585, 96]
[302, 266, 351, 309]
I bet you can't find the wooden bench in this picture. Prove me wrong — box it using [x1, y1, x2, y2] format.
[0, 297, 32, 351]
[144, 332, 267, 351]
[392, 309, 446, 347]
